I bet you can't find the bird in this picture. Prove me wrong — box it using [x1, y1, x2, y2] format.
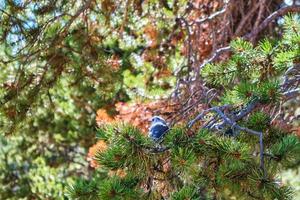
[148, 116, 169, 142]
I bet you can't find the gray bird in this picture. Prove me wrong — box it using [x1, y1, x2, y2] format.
[148, 116, 169, 142]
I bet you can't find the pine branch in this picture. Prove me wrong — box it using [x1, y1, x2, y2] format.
[187, 103, 266, 175]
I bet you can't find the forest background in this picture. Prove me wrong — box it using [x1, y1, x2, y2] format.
[0, 0, 300, 199]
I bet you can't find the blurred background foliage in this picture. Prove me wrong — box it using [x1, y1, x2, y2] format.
[0, 0, 184, 198]
[0, 0, 299, 199]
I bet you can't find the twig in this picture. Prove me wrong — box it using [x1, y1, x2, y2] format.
[253, 0, 267, 30]
[270, 101, 282, 123]
[187, 105, 231, 128]
[197, 46, 231, 70]
[283, 88, 300, 99]
[245, 5, 300, 42]
[145, 146, 170, 153]
[234, 3, 261, 36]
[179, 17, 193, 71]
[192, 1, 230, 25]
[233, 97, 259, 121]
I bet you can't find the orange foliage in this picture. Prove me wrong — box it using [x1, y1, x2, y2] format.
[87, 140, 108, 168]
[96, 109, 114, 127]
[292, 127, 300, 137]
[144, 24, 158, 48]
[154, 68, 172, 79]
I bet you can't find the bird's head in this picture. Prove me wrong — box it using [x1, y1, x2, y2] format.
[150, 116, 166, 124]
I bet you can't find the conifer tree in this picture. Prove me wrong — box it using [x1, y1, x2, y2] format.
[67, 16, 300, 200]
[1, 0, 300, 199]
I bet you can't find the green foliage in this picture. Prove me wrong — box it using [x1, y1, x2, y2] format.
[98, 175, 141, 200]
[235, 81, 280, 104]
[0, 135, 79, 199]
[28, 158, 68, 199]
[67, 178, 101, 200]
[164, 127, 190, 148]
[95, 124, 154, 176]
[270, 135, 300, 167]
[170, 186, 198, 200]
[67, 174, 141, 200]
[201, 16, 300, 106]
[171, 147, 197, 173]
[70, 120, 298, 199]
[246, 111, 270, 131]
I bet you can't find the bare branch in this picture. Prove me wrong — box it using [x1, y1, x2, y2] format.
[197, 5, 300, 73]
[187, 105, 231, 128]
[234, 3, 261, 36]
[245, 5, 300, 42]
[197, 46, 231, 70]
[192, 1, 230, 25]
